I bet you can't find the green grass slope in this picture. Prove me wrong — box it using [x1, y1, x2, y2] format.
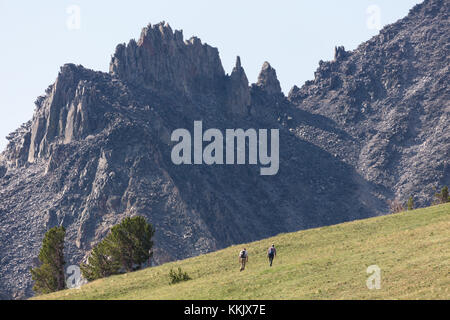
[35, 204, 450, 300]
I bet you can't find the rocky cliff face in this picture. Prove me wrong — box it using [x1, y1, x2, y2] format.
[288, 0, 449, 204]
[0, 0, 448, 299]
[109, 22, 225, 97]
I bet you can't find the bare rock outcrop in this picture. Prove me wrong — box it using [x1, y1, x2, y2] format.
[256, 62, 282, 96]
[288, 0, 449, 204]
[228, 56, 251, 116]
[110, 22, 225, 96]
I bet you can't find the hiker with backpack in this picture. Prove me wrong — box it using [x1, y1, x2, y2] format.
[267, 244, 276, 267]
[239, 248, 248, 271]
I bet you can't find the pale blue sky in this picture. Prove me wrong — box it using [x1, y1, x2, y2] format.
[0, 0, 422, 152]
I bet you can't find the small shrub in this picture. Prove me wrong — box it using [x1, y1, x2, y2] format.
[169, 267, 191, 285]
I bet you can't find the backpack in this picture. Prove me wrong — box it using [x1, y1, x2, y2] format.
[268, 247, 275, 255]
[240, 250, 246, 259]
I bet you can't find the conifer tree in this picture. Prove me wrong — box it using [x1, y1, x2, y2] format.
[107, 216, 155, 272]
[80, 241, 120, 281]
[81, 216, 155, 281]
[30, 226, 66, 295]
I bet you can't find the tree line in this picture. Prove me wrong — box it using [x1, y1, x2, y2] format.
[30, 216, 154, 295]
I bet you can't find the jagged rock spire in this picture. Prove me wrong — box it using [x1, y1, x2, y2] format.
[228, 56, 251, 116]
[256, 62, 282, 95]
[235, 56, 242, 69]
[334, 46, 347, 60]
[110, 22, 225, 95]
[231, 56, 245, 75]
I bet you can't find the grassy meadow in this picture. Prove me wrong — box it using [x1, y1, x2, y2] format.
[35, 203, 450, 300]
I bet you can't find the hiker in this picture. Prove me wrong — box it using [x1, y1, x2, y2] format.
[267, 244, 276, 267]
[239, 248, 248, 271]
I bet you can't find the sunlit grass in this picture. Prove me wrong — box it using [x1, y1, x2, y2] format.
[34, 203, 450, 300]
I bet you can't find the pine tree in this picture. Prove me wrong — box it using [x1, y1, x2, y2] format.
[107, 216, 155, 272]
[80, 241, 121, 281]
[81, 216, 155, 281]
[30, 226, 66, 295]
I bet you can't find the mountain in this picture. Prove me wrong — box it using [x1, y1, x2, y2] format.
[289, 0, 449, 203]
[34, 204, 450, 300]
[0, 0, 448, 299]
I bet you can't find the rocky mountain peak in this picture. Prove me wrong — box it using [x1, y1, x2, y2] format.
[231, 56, 245, 75]
[234, 55, 242, 69]
[3, 64, 104, 166]
[256, 62, 282, 96]
[109, 22, 225, 96]
[288, 0, 449, 204]
[228, 56, 251, 116]
[333, 46, 348, 61]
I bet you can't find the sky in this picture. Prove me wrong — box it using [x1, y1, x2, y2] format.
[0, 0, 423, 152]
